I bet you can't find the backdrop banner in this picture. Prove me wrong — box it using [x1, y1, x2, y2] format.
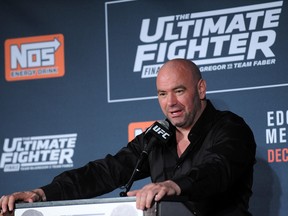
[0, 0, 287, 215]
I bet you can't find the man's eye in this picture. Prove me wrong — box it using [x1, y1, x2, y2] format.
[158, 92, 166, 97]
[176, 89, 184, 94]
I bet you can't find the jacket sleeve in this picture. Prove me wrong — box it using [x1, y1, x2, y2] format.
[41, 133, 149, 201]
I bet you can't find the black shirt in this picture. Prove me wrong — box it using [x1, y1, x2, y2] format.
[42, 100, 256, 216]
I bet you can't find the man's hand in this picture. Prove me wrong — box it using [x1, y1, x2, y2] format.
[127, 180, 181, 210]
[0, 189, 46, 214]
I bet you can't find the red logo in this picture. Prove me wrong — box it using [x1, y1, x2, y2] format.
[5, 34, 65, 81]
[128, 121, 156, 141]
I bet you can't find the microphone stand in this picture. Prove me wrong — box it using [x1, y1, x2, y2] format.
[119, 139, 151, 197]
[119, 120, 170, 197]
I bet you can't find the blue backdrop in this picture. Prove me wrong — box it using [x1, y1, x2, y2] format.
[0, 0, 288, 215]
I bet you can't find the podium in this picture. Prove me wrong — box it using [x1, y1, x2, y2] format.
[15, 196, 195, 216]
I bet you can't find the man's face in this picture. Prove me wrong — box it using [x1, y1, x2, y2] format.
[156, 63, 205, 130]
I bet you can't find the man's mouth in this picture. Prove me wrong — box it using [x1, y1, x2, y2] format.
[170, 109, 182, 117]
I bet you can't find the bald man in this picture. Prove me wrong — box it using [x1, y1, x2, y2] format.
[1, 59, 256, 216]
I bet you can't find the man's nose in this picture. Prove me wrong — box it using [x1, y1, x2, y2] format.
[167, 93, 177, 106]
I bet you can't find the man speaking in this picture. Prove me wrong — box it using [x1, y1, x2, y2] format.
[0, 59, 256, 216]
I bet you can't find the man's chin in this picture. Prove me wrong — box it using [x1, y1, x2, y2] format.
[170, 119, 185, 128]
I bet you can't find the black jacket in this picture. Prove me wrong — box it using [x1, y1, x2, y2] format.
[42, 100, 256, 216]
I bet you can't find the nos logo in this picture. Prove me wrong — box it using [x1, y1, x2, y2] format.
[4, 34, 65, 81]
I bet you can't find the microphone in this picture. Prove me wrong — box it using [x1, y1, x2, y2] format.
[143, 120, 172, 153]
[120, 120, 172, 197]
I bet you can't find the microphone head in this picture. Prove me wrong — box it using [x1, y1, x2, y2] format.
[146, 120, 172, 143]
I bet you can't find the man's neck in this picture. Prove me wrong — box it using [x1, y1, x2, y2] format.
[176, 128, 191, 157]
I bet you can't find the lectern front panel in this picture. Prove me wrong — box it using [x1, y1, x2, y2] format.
[15, 197, 143, 216]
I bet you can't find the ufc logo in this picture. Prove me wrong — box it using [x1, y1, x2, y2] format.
[152, 125, 170, 140]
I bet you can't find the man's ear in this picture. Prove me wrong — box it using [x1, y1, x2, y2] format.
[198, 79, 207, 99]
